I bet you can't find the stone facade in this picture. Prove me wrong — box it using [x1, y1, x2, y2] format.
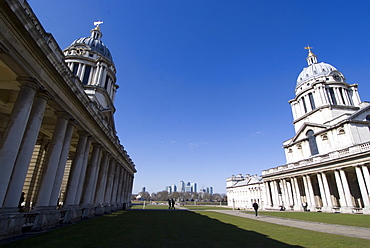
[0, 0, 136, 238]
[226, 174, 264, 210]
[228, 48, 370, 215]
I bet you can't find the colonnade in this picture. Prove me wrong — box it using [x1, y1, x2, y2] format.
[0, 78, 134, 234]
[263, 165, 370, 214]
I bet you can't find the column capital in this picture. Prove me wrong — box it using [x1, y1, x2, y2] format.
[77, 130, 90, 137]
[91, 141, 102, 148]
[17, 77, 41, 90]
[55, 111, 72, 120]
[35, 91, 51, 101]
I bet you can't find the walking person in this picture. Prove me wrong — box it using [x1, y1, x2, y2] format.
[253, 200, 259, 217]
[168, 199, 172, 209]
[171, 198, 175, 209]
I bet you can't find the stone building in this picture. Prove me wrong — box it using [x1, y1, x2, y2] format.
[226, 174, 264, 210]
[262, 47, 370, 214]
[0, 0, 136, 238]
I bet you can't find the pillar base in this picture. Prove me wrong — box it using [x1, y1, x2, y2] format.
[0, 212, 24, 239]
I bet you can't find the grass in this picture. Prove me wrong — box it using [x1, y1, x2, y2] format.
[2, 209, 369, 248]
[183, 205, 232, 210]
[131, 203, 169, 210]
[243, 210, 370, 228]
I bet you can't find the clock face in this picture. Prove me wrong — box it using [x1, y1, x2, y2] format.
[333, 74, 341, 82]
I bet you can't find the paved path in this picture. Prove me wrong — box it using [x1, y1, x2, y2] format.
[206, 210, 370, 240]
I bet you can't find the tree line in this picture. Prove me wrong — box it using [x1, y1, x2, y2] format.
[135, 190, 227, 202]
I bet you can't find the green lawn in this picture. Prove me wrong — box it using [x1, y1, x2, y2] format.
[131, 203, 169, 210]
[184, 205, 232, 210]
[2, 209, 368, 248]
[243, 210, 370, 228]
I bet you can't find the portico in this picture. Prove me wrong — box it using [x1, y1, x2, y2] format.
[0, 0, 136, 238]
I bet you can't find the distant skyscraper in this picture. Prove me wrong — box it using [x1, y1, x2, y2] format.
[171, 184, 177, 193]
[179, 181, 185, 192]
[141, 187, 146, 193]
[185, 182, 192, 192]
[166, 186, 171, 194]
[191, 183, 197, 193]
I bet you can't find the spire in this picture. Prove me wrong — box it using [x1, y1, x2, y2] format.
[90, 21, 103, 40]
[304, 45, 317, 65]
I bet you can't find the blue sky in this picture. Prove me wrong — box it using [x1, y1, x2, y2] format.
[29, 0, 370, 194]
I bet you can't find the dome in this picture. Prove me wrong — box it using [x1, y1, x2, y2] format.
[296, 62, 337, 87]
[69, 26, 113, 62]
[296, 47, 337, 89]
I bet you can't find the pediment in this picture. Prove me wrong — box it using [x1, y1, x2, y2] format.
[349, 104, 370, 121]
[291, 122, 328, 143]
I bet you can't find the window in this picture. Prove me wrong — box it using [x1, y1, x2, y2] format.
[72, 63, 79, 76]
[366, 115, 370, 121]
[339, 88, 346, 105]
[104, 76, 110, 90]
[347, 90, 354, 106]
[302, 97, 308, 113]
[307, 130, 319, 155]
[327, 88, 337, 105]
[308, 93, 315, 110]
[82, 65, 91, 85]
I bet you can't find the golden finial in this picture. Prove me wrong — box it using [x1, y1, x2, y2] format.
[304, 45, 314, 56]
[93, 20, 103, 30]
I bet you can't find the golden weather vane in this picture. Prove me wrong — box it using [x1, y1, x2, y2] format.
[94, 20, 104, 28]
[304, 45, 313, 51]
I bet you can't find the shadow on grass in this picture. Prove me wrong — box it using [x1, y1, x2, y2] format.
[2, 210, 303, 248]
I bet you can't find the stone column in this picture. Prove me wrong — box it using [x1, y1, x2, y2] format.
[339, 169, 354, 208]
[355, 166, 370, 208]
[110, 164, 121, 207]
[90, 149, 103, 204]
[317, 173, 328, 210]
[122, 170, 128, 205]
[81, 143, 102, 205]
[302, 176, 313, 207]
[2, 92, 49, 210]
[64, 131, 89, 206]
[35, 113, 70, 208]
[264, 182, 272, 207]
[116, 167, 124, 207]
[291, 177, 302, 211]
[280, 180, 287, 207]
[94, 152, 109, 204]
[334, 170, 347, 208]
[271, 180, 280, 207]
[321, 172, 333, 208]
[0, 80, 39, 207]
[49, 122, 74, 206]
[74, 137, 92, 204]
[362, 165, 370, 196]
[286, 180, 294, 206]
[128, 174, 134, 204]
[104, 159, 116, 204]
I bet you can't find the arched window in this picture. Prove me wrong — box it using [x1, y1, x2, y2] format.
[307, 130, 319, 155]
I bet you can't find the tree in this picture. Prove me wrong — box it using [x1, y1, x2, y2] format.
[155, 190, 169, 201]
[212, 193, 222, 201]
[139, 191, 150, 201]
[170, 191, 180, 200]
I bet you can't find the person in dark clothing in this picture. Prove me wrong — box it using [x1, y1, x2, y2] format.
[18, 192, 25, 212]
[302, 202, 308, 212]
[252, 201, 259, 217]
[171, 198, 175, 209]
[168, 199, 172, 209]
